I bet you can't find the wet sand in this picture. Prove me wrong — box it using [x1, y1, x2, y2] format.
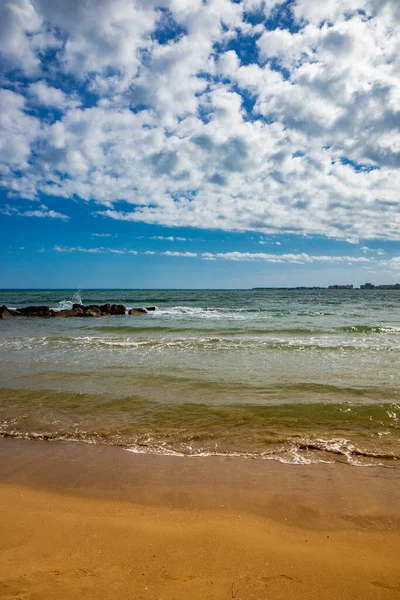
[0, 439, 399, 599]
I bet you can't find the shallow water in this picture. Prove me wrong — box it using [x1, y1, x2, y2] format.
[0, 289, 399, 466]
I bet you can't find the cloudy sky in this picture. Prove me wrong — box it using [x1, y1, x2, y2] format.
[1, 0, 399, 288]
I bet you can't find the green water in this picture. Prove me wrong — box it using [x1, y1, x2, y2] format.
[0, 289, 399, 466]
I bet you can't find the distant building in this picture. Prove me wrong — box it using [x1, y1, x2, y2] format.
[360, 283, 400, 290]
[328, 285, 353, 290]
[360, 282, 375, 289]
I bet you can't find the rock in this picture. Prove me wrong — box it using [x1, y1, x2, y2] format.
[84, 304, 101, 312]
[17, 306, 55, 318]
[55, 305, 101, 318]
[99, 304, 112, 315]
[146, 306, 156, 311]
[110, 304, 126, 315]
[128, 308, 148, 316]
[3, 303, 126, 318]
[0, 305, 14, 319]
[83, 306, 101, 317]
[54, 307, 84, 318]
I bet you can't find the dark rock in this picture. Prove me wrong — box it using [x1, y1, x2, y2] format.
[54, 307, 84, 318]
[99, 304, 112, 315]
[110, 304, 126, 315]
[17, 306, 55, 318]
[128, 308, 148, 316]
[0, 305, 14, 319]
[83, 306, 101, 317]
[146, 306, 156, 311]
[18, 305, 49, 313]
[4, 303, 127, 318]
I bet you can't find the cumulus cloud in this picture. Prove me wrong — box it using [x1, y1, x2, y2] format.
[28, 81, 80, 110]
[0, 0, 399, 240]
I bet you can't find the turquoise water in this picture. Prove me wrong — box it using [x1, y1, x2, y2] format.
[0, 289, 399, 466]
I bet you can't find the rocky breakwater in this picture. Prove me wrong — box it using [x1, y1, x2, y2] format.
[0, 305, 56, 319]
[0, 304, 155, 319]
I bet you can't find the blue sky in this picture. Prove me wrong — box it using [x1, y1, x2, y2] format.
[0, 0, 399, 288]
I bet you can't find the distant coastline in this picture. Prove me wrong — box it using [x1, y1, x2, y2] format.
[253, 283, 400, 290]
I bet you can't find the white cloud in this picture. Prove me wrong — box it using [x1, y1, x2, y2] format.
[0, 0, 399, 241]
[200, 251, 373, 264]
[28, 81, 80, 110]
[360, 245, 387, 255]
[161, 250, 197, 257]
[53, 245, 106, 253]
[49, 245, 376, 264]
[151, 235, 188, 241]
[22, 208, 69, 219]
[1, 202, 69, 220]
[0, 204, 19, 216]
[0, 89, 40, 169]
[0, 0, 43, 74]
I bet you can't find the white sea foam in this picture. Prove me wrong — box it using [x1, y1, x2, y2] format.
[1, 332, 400, 353]
[53, 290, 82, 311]
[151, 306, 252, 320]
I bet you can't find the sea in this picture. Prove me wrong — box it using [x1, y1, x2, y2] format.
[0, 289, 399, 467]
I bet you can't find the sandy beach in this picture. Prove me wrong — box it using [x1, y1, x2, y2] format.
[0, 439, 399, 599]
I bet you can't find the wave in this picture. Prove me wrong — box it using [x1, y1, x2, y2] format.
[0, 429, 398, 467]
[84, 322, 400, 335]
[339, 325, 400, 334]
[2, 333, 400, 353]
[145, 306, 343, 319]
[1, 385, 398, 466]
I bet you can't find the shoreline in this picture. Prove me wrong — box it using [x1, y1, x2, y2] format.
[1, 439, 400, 599]
[1, 437, 400, 527]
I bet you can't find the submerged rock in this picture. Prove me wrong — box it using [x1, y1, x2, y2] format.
[84, 307, 101, 317]
[54, 307, 85, 318]
[146, 306, 156, 311]
[128, 308, 148, 316]
[0, 305, 14, 319]
[83, 305, 101, 316]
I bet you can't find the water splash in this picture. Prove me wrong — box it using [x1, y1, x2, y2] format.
[55, 290, 83, 311]
[72, 290, 82, 305]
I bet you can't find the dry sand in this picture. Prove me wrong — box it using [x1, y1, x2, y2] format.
[0, 439, 399, 600]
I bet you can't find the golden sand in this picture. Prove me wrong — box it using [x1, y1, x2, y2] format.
[0, 439, 399, 599]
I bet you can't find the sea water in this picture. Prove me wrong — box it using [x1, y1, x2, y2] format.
[0, 289, 399, 466]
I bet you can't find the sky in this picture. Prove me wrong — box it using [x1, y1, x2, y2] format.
[0, 0, 399, 289]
